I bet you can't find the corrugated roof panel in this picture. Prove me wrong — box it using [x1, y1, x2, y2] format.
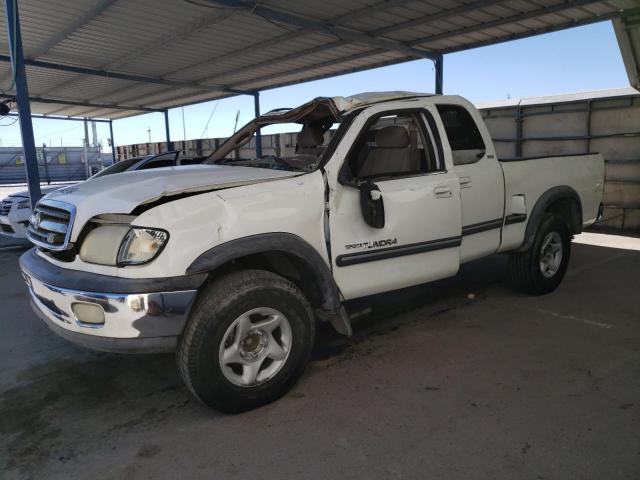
[0, 0, 632, 119]
[167, 33, 336, 83]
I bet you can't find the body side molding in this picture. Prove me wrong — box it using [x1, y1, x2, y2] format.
[461, 218, 504, 236]
[504, 213, 527, 225]
[336, 236, 462, 267]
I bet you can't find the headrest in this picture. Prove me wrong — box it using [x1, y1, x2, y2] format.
[375, 126, 409, 148]
[297, 127, 324, 148]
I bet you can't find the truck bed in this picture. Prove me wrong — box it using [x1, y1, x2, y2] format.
[498, 152, 605, 252]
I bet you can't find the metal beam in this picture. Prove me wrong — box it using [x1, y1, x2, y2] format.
[253, 92, 262, 158]
[109, 119, 115, 162]
[2, 93, 164, 113]
[435, 57, 443, 95]
[0, 55, 221, 91]
[164, 110, 172, 151]
[4, 0, 41, 205]
[204, 0, 438, 60]
[409, 0, 603, 48]
[118, 50, 434, 112]
[7, 112, 111, 122]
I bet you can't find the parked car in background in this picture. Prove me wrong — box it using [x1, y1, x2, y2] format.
[0, 185, 62, 238]
[20, 92, 604, 412]
[0, 151, 197, 239]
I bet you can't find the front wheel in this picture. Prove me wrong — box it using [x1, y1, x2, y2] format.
[510, 214, 572, 295]
[177, 269, 315, 413]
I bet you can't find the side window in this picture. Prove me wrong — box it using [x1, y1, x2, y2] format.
[348, 111, 440, 180]
[436, 104, 486, 165]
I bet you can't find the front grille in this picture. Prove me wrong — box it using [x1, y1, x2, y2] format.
[26, 200, 76, 251]
[0, 223, 14, 233]
[0, 199, 12, 216]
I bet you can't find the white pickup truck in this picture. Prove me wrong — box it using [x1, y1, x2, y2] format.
[20, 92, 604, 412]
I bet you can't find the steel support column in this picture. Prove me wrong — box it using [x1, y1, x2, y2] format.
[109, 119, 116, 162]
[164, 110, 172, 151]
[4, 0, 41, 206]
[435, 56, 443, 95]
[253, 92, 262, 158]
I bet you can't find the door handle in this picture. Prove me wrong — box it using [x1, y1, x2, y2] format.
[434, 186, 452, 198]
[459, 176, 472, 188]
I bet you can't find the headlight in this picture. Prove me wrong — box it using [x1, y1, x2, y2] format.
[17, 199, 31, 210]
[79, 225, 168, 266]
[79, 224, 131, 265]
[117, 228, 169, 266]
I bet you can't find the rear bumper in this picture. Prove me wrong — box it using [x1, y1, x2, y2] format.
[20, 248, 206, 353]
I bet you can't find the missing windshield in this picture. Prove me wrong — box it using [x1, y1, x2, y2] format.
[205, 98, 343, 172]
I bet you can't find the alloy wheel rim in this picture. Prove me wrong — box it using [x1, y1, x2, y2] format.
[539, 231, 563, 278]
[218, 307, 292, 387]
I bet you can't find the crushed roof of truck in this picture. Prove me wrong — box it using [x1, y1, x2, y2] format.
[331, 91, 434, 113]
[261, 91, 434, 119]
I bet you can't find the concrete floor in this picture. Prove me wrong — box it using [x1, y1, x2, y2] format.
[0, 234, 638, 480]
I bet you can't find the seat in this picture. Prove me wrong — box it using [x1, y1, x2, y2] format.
[296, 126, 325, 157]
[358, 126, 420, 178]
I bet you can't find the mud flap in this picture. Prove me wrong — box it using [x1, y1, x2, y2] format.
[328, 305, 353, 337]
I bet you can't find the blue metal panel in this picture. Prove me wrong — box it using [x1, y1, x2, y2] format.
[4, 0, 40, 206]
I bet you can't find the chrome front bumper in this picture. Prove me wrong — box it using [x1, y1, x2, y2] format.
[23, 271, 198, 353]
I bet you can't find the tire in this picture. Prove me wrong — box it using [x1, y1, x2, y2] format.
[177, 269, 315, 413]
[509, 214, 572, 295]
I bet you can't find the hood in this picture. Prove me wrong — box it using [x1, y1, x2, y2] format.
[44, 164, 300, 238]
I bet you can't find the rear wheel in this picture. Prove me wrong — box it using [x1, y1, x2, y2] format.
[510, 214, 571, 295]
[177, 269, 315, 413]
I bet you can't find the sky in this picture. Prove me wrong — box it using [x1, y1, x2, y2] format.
[0, 20, 630, 152]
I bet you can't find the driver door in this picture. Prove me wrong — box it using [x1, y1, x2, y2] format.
[328, 108, 462, 300]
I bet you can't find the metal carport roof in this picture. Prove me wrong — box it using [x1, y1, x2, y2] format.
[1, 0, 638, 120]
[614, 8, 640, 90]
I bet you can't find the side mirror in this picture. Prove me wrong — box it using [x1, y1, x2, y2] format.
[359, 181, 385, 229]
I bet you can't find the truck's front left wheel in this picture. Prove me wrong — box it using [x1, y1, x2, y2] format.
[177, 270, 315, 413]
